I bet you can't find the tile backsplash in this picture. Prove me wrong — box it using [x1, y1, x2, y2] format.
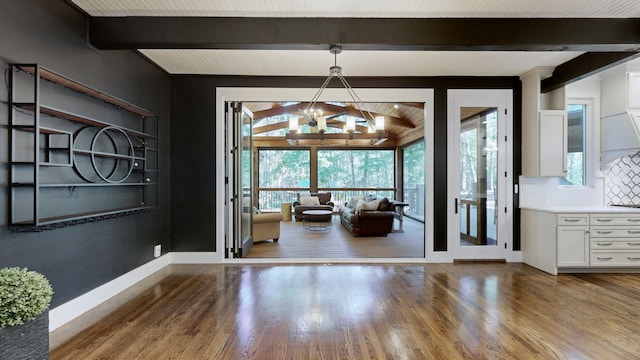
[605, 151, 640, 205]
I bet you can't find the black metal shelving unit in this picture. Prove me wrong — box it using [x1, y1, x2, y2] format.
[8, 64, 159, 231]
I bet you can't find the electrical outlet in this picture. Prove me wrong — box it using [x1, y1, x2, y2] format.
[154, 244, 161, 258]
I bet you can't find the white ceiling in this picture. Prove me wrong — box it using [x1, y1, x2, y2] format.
[71, 0, 640, 77]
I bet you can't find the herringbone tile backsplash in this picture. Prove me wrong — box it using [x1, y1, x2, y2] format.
[605, 151, 640, 205]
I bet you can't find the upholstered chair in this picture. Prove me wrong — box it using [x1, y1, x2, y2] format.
[253, 212, 283, 242]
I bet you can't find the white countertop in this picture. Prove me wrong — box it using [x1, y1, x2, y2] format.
[520, 205, 640, 213]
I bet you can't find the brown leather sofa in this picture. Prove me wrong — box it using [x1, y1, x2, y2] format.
[338, 200, 395, 237]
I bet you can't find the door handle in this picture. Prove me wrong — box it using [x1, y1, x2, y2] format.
[455, 198, 459, 214]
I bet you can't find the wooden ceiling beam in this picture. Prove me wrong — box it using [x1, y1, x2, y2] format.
[252, 102, 415, 129]
[541, 52, 640, 93]
[89, 17, 640, 88]
[90, 17, 640, 52]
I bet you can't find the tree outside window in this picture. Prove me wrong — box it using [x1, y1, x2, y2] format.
[563, 104, 586, 186]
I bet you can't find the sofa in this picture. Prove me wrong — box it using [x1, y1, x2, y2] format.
[338, 195, 396, 236]
[292, 192, 335, 221]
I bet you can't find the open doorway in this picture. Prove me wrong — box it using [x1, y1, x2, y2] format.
[225, 97, 427, 259]
[222, 91, 432, 261]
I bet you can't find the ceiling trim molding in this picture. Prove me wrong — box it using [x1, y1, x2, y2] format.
[89, 17, 640, 51]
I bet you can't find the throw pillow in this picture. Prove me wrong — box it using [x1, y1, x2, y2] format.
[356, 199, 380, 215]
[347, 196, 364, 209]
[317, 192, 331, 205]
[300, 196, 320, 206]
[298, 191, 311, 199]
[378, 197, 393, 211]
[252, 206, 262, 214]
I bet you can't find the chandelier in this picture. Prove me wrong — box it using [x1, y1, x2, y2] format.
[285, 45, 388, 145]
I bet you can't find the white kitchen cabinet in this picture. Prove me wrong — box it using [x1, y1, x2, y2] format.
[556, 222, 589, 267]
[538, 110, 568, 177]
[522, 209, 640, 274]
[590, 214, 640, 267]
[521, 68, 568, 177]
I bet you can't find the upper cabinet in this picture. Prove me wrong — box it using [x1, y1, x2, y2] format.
[521, 67, 568, 177]
[538, 110, 568, 177]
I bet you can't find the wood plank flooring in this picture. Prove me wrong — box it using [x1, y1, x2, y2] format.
[248, 216, 425, 258]
[51, 263, 640, 359]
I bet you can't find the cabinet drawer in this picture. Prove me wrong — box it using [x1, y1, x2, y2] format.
[590, 251, 640, 267]
[557, 214, 588, 225]
[590, 214, 640, 225]
[591, 239, 640, 250]
[590, 227, 640, 238]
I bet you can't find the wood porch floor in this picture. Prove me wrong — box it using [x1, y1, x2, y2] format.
[51, 263, 640, 359]
[247, 215, 425, 258]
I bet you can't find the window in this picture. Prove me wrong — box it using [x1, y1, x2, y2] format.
[317, 149, 395, 188]
[258, 149, 310, 210]
[403, 141, 425, 221]
[563, 104, 587, 186]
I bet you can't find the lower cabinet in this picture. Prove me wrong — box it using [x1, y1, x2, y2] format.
[557, 224, 589, 267]
[522, 210, 640, 274]
[590, 214, 640, 267]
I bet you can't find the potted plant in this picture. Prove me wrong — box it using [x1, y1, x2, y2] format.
[0, 267, 53, 360]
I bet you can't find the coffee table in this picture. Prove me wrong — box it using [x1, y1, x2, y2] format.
[302, 210, 333, 231]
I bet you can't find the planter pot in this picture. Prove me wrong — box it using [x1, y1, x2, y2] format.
[0, 310, 49, 360]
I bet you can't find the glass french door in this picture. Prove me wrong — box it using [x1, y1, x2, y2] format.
[448, 90, 512, 260]
[225, 102, 254, 258]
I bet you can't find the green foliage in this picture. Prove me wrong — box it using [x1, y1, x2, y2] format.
[259, 150, 310, 188]
[403, 141, 425, 185]
[317, 149, 394, 188]
[0, 267, 53, 328]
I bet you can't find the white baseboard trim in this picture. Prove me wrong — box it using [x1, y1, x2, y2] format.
[49, 252, 218, 331]
[49, 254, 171, 331]
[170, 252, 219, 264]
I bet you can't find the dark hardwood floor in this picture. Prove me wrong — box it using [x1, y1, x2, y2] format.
[51, 263, 640, 359]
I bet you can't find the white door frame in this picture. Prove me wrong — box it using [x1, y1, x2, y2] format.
[215, 87, 436, 264]
[447, 89, 514, 260]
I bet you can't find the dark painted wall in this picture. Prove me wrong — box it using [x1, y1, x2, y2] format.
[0, 0, 171, 307]
[170, 76, 522, 253]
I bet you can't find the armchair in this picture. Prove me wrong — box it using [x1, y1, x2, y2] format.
[292, 192, 334, 221]
[253, 212, 283, 242]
